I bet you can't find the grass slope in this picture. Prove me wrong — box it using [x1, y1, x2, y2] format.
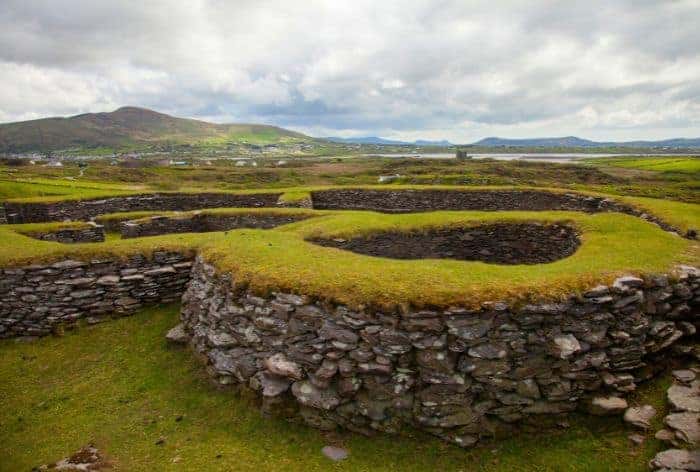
[0, 106, 309, 152]
[0, 304, 674, 471]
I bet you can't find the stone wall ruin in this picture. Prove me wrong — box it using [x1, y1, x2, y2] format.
[120, 212, 311, 238]
[177, 257, 699, 448]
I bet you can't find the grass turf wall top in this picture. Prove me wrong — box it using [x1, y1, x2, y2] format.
[199, 211, 698, 310]
[613, 196, 699, 234]
[1, 209, 696, 310]
[4, 183, 592, 204]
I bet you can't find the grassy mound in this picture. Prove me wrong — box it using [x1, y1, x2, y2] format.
[0, 304, 675, 471]
[200, 211, 696, 309]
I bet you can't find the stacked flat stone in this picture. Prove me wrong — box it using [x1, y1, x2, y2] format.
[30, 222, 105, 243]
[4, 189, 696, 238]
[120, 213, 308, 239]
[176, 258, 700, 448]
[311, 189, 696, 238]
[4, 192, 282, 223]
[650, 368, 700, 471]
[0, 251, 192, 337]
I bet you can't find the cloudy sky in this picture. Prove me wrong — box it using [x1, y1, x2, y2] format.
[1, 0, 699, 142]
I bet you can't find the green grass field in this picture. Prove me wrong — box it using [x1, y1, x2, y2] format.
[586, 156, 700, 174]
[0, 304, 674, 472]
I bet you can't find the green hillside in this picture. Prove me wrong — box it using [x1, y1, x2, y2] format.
[0, 106, 310, 153]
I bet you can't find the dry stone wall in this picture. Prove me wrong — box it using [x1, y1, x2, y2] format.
[179, 257, 699, 448]
[120, 213, 310, 238]
[311, 189, 695, 238]
[4, 192, 282, 223]
[27, 222, 106, 243]
[4, 188, 696, 239]
[311, 188, 630, 213]
[0, 251, 192, 338]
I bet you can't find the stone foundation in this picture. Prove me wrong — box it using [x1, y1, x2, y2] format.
[4, 192, 282, 223]
[120, 213, 310, 239]
[0, 251, 192, 337]
[26, 222, 106, 244]
[178, 257, 699, 448]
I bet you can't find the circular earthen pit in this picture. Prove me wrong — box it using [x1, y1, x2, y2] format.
[309, 223, 580, 264]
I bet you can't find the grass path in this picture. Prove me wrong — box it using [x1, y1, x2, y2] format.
[0, 305, 673, 471]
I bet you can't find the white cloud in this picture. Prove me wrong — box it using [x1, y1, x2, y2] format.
[0, 0, 698, 142]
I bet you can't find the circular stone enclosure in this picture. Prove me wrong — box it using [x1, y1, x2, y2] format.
[309, 223, 580, 264]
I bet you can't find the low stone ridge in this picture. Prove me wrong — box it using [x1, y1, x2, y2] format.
[4, 192, 282, 223]
[27, 222, 105, 244]
[4, 188, 694, 239]
[309, 223, 580, 264]
[311, 189, 619, 213]
[0, 251, 192, 337]
[121, 213, 310, 238]
[177, 256, 699, 449]
[311, 189, 693, 238]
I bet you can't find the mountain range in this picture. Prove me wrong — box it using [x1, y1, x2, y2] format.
[324, 136, 453, 146]
[472, 136, 700, 148]
[1, 107, 698, 153]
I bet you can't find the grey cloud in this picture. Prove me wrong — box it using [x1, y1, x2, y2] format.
[0, 0, 698, 141]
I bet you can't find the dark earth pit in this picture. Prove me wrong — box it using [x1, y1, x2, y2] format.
[309, 223, 580, 264]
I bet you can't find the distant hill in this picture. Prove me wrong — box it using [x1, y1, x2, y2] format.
[324, 136, 453, 146]
[0, 106, 310, 153]
[472, 136, 700, 148]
